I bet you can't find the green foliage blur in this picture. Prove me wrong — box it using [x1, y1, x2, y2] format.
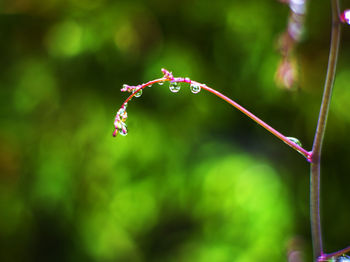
[1, 0, 350, 261]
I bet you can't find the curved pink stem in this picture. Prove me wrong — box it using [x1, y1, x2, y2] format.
[115, 73, 311, 161]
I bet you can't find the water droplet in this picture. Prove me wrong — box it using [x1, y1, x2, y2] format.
[337, 255, 350, 262]
[190, 83, 201, 94]
[118, 107, 125, 115]
[119, 123, 128, 136]
[134, 89, 143, 97]
[117, 108, 127, 120]
[169, 81, 180, 93]
[287, 137, 302, 147]
[341, 9, 350, 25]
[158, 82, 164, 86]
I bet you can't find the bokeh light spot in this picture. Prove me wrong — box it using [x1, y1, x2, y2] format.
[46, 20, 82, 57]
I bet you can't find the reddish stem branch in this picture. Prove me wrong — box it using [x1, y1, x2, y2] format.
[115, 74, 312, 161]
[318, 246, 350, 261]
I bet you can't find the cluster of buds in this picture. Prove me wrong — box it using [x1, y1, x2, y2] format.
[161, 68, 174, 81]
[121, 84, 137, 93]
[121, 84, 143, 97]
[113, 104, 128, 137]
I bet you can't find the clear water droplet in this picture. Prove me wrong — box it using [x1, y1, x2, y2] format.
[117, 108, 127, 120]
[119, 123, 128, 136]
[158, 82, 164, 86]
[118, 107, 125, 114]
[337, 255, 350, 262]
[114, 120, 123, 130]
[341, 9, 350, 25]
[134, 89, 143, 98]
[287, 137, 302, 147]
[169, 82, 180, 93]
[190, 83, 201, 94]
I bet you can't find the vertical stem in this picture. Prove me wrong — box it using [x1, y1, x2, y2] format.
[310, 0, 341, 260]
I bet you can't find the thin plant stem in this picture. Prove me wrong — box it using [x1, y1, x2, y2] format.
[117, 77, 311, 160]
[199, 83, 311, 159]
[310, 0, 341, 260]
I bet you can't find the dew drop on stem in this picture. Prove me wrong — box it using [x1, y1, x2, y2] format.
[287, 137, 302, 147]
[119, 123, 128, 136]
[117, 106, 128, 119]
[336, 255, 350, 262]
[134, 89, 143, 97]
[340, 9, 350, 25]
[169, 81, 180, 93]
[190, 83, 201, 94]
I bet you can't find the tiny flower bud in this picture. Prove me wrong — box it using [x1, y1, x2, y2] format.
[184, 77, 191, 83]
[119, 123, 128, 136]
[121, 84, 131, 92]
[114, 120, 123, 130]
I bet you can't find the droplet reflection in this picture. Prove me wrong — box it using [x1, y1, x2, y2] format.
[190, 83, 201, 94]
[169, 82, 180, 93]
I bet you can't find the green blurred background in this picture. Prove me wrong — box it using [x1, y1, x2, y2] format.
[1, 0, 350, 261]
